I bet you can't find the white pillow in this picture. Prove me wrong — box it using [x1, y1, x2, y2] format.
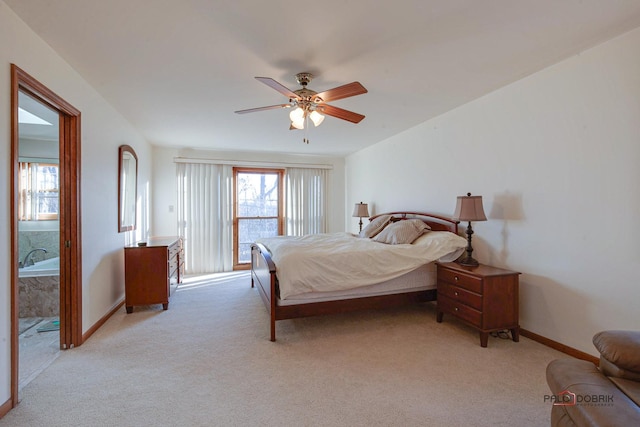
[412, 231, 467, 262]
[373, 219, 430, 244]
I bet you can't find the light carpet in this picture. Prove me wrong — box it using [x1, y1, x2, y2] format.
[1, 271, 564, 426]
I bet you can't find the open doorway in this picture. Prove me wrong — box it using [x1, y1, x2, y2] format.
[16, 90, 61, 391]
[10, 64, 83, 407]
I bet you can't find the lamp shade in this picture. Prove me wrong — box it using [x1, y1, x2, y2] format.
[289, 107, 304, 121]
[452, 193, 487, 222]
[309, 110, 325, 127]
[352, 202, 369, 218]
[289, 107, 305, 129]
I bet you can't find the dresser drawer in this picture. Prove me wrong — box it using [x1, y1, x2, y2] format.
[438, 282, 482, 311]
[168, 260, 178, 278]
[438, 295, 482, 327]
[437, 267, 482, 293]
[168, 241, 181, 260]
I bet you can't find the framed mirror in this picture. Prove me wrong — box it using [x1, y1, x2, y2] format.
[118, 145, 138, 232]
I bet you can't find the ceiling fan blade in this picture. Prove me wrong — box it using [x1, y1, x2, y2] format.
[255, 77, 299, 99]
[314, 82, 367, 102]
[234, 104, 291, 114]
[319, 104, 365, 124]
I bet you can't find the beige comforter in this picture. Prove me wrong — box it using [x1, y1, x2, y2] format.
[256, 231, 467, 299]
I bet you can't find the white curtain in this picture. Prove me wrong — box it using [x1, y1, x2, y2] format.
[285, 168, 328, 236]
[176, 163, 233, 274]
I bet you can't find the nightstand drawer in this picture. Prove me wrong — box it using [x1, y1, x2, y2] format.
[437, 268, 482, 293]
[438, 282, 482, 311]
[438, 295, 482, 327]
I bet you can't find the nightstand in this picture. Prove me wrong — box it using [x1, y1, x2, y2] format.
[436, 262, 520, 347]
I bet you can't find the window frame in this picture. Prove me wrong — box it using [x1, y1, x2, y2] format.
[232, 167, 284, 269]
[18, 161, 60, 221]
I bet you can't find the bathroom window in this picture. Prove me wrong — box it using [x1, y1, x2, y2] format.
[18, 162, 59, 221]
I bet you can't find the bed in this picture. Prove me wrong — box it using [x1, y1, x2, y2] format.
[250, 211, 466, 341]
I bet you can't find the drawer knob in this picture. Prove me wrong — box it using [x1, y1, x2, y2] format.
[454, 276, 459, 281]
[454, 307, 459, 312]
[454, 291, 459, 296]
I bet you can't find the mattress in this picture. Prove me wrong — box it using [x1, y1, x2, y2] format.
[258, 231, 466, 299]
[278, 263, 436, 306]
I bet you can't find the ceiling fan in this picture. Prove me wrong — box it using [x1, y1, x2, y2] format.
[234, 72, 367, 133]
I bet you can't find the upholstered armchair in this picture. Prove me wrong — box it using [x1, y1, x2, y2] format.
[546, 330, 640, 426]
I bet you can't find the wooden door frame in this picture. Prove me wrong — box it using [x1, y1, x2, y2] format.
[10, 64, 83, 407]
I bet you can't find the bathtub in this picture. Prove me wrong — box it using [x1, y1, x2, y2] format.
[18, 256, 60, 278]
[18, 257, 60, 317]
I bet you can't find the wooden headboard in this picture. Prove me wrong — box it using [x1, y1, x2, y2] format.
[368, 211, 459, 234]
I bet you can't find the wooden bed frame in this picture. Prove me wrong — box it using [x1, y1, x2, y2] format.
[250, 212, 460, 341]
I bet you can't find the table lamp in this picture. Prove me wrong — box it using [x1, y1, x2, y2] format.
[352, 202, 370, 232]
[452, 192, 487, 266]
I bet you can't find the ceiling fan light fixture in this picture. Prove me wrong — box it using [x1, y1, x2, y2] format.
[235, 74, 368, 137]
[291, 114, 305, 129]
[309, 110, 325, 127]
[289, 106, 304, 122]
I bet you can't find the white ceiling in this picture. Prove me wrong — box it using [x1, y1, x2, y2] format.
[7, 0, 640, 157]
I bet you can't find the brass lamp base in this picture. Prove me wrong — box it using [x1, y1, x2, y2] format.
[457, 256, 480, 267]
[457, 221, 479, 267]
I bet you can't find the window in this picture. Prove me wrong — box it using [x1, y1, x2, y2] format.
[233, 168, 284, 268]
[18, 162, 59, 221]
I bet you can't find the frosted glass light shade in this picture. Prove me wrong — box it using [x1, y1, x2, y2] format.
[289, 107, 305, 129]
[289, 107, 304, 121]
[309, 110, 325, 127]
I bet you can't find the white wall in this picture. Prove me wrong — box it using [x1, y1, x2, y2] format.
[152, 147, 346, 237]
[2, 4, 637, 412]
[346, 27, 640, 356]
[0, 1, 151, 406]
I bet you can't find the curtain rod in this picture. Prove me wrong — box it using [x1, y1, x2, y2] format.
[173, 157, 334, 170]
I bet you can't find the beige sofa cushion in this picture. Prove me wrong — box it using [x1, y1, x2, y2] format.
[609, 377, 640, 406]
[593, 330, 640, 380]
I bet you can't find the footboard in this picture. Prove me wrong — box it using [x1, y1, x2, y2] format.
[251, 243, 278, 341]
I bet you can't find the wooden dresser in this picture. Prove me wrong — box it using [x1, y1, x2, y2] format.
[124, 236, 184, 313]
[436, 262, 520, 347]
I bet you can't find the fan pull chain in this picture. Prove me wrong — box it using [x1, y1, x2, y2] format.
[302, 115, 310, 144]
